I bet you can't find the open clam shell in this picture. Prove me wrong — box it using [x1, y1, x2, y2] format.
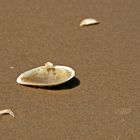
[16, 62, 75, 87]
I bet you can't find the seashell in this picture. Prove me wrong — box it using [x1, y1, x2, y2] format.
[16, 62, 75, 87]
[0, 109, 14, 117]
[80, 18, 99, 26]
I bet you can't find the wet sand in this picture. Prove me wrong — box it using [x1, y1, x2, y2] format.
[0, 0, 140, 139]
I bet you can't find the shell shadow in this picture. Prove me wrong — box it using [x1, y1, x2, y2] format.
[41, 77, 80, 90]
[25, 77, 80, 90]
[81, 22, 99, 27]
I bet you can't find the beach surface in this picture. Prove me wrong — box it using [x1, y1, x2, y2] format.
[0, 0, 139, 139]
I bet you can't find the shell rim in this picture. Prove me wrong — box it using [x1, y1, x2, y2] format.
[16, 65, 75, 87]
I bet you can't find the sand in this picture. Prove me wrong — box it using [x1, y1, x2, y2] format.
[0, 0, 139, 139]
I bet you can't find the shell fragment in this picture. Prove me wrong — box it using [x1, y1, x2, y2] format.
[80, 18, 99, 26]
[0, 109, 14, 117]
[16, 62, 75, 87]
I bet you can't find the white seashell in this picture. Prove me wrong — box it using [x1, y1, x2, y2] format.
[80, 18, 99, 26]
[16, 62, 75, 87]
[0, 109, 14, 117]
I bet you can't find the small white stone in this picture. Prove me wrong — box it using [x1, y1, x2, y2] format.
[80, 18, 99, 26]
[10, 66, 14, 69]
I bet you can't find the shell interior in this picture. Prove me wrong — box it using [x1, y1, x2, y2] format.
[17, 66, 75, 86]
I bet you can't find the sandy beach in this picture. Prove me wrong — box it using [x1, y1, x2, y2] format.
[0, 0, 139, 139]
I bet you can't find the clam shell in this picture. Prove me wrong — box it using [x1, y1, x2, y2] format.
[80, 18, 99, 26]
[16, 63, 75, 87]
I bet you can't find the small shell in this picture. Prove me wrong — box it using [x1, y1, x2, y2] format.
[80, 18, 99, 26]
[16, 62, 75, 87]
[0, 109, 14, 117]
